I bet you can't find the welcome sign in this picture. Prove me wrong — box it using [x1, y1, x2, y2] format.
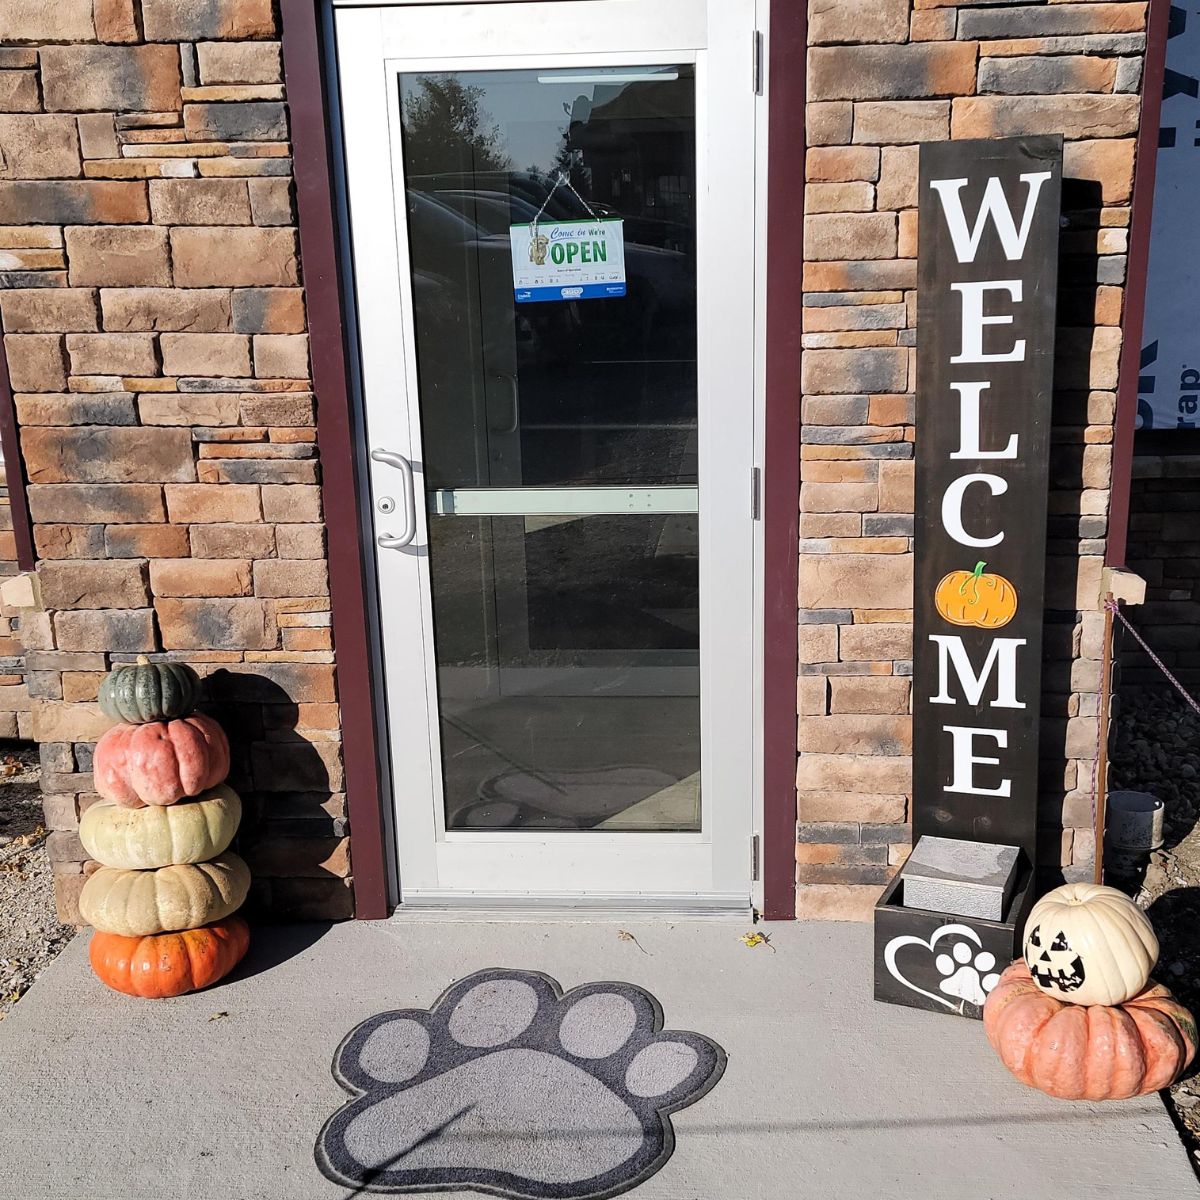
[912, 135, 1060, 865]
[875, 136, 1062, 1019]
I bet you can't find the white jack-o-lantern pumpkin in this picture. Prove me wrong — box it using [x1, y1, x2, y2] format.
[1022, 883, 1159, 1007]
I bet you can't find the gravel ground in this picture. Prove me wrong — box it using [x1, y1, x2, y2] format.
[1109, 685, 1200, 1171]
[0, 743, 73, 1020]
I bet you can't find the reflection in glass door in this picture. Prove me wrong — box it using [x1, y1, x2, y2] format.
[399, 66, 702, 835]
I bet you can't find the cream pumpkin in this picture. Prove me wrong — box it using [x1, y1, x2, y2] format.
[79, 852, 251, 937]
[79, 787, 242, 871]
[1023, 883, 1158, 1007]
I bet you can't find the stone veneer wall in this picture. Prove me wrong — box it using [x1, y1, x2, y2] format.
[1122, 453, 1200, 687]
[0, 0, 1157, 924]
[796, 0, 1150, 918]
[0, 0, 350, 922]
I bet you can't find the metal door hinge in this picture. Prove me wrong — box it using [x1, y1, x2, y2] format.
[750, 466, 761, 520]
[751, 30, 764, 95]
[750, 834, 760, 882]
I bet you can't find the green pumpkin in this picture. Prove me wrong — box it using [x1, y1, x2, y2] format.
[98, 655, 201, 724]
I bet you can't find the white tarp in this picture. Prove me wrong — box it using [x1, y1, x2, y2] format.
[1139, 9, 1200, 430]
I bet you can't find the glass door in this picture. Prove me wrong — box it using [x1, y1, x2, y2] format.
[336, 1, 758, 907]
[402, 64, 701, 836]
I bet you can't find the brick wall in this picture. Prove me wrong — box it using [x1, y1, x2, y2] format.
[1122, 453, 1200, 686]
[797, 0, 1149, 919]
[0, 0, 350, 922]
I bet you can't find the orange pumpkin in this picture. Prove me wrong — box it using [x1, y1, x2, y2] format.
[934, 560, 1018, 629]
[983, 961, 1197, 1100]
[89, 916, 250, 999]
[93, 714, 230, 808]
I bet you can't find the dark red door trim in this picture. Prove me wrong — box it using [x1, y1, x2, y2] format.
[1109, 0, 1170, 569]
[281, 0, 391, 919]
[0, 322, 36, 572]
[761, 1, 806, 920]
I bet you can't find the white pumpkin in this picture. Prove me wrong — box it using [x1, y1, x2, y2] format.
[79, 786, 241, 870]
[1023, 883, 1158, 1007]
[79, 853, 251, 937]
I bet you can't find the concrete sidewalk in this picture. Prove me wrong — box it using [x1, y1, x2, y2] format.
[0, 918, 1194, 1200]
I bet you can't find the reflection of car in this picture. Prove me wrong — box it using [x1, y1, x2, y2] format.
[410, 170, 589, 222]
[409, 170, 693, 252]
[404, 186, 694, 334]
[403, 177, 698, 490]
[427, 189, 540, 233]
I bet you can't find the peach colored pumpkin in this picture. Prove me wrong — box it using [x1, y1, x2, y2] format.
[89, 917, 250, 999]
[93, 715, 230, 808]
[983, 961, 1197, 1100]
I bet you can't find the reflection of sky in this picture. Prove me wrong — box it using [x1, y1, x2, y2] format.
[402, 68, 678, 175]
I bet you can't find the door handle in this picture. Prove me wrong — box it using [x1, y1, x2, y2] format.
[371, 447, 417, 549]
[490, 373, 520, 435]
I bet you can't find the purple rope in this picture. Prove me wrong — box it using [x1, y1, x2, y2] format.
[1091, 599, 1200, 876]
[1106, 597, 1200, 717]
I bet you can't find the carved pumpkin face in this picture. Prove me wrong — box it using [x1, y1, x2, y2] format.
[1022, 883, 1158, 1007]
[1025, 924, 1086, 995]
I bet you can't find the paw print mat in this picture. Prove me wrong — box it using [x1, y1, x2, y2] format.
[314, 968, 726, 1198]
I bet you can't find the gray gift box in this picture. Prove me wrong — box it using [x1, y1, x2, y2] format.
[899, 835, 1020, 921]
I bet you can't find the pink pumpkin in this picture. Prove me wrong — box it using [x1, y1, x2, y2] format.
[93, 715, 231, 808]
[984, 961, 1197, 1100]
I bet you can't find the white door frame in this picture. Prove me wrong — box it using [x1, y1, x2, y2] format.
[333, 0, 766, 912]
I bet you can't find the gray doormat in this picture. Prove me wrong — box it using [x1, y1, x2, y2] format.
[314, 968, 726, 1198]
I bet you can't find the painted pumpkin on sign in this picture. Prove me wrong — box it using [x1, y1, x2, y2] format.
[93, 714, 230, 808]
[1023, 882, 1158, 1007]
[79, 786, 241, 871]
[983, 961, 1196, 1100]
[89, 916, 250, 999]
[98, 655, 200, 725]
[934, 561, 1018, 629]
[79, 852, 251, 937]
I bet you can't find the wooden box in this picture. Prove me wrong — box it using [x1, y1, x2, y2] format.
[873, 856, 1035, 1020]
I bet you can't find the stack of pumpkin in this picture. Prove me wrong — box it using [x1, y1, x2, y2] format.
[984, 883, 1196, 1100]
[77, 657, 251, 999]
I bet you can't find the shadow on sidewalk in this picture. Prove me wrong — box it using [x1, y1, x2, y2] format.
[228, 921, 336, 984]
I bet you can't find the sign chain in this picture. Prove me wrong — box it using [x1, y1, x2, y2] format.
[530, 171, 598, 243]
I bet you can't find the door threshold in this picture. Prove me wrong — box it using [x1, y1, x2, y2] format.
[388, 892, 753, 921]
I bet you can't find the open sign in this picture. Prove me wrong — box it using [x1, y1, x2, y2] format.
[548, 238, 610, 265]
[510, 217, 627, 303]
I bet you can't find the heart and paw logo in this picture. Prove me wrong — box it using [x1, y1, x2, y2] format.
[884, 924, 1003, 1014]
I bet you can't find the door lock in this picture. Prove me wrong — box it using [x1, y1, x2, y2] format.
[377, 496, 396, 514]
